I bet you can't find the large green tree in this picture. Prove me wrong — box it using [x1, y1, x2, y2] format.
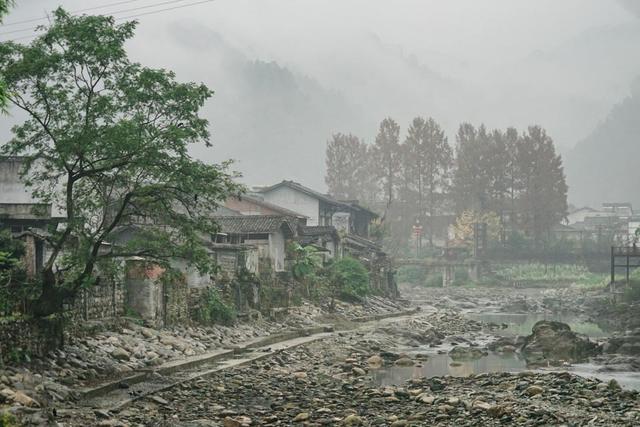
[404, 117, 453, 245]
[371, 117, 401, 220]
[325, 133, 368, 201]
[452, 123, 492, 213]
[0, 0, 14, 112]
[0, 9, 241, 316]
[516, 126, 568, 241]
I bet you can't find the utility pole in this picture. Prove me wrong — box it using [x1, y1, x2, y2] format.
[412, 220, 423, 259]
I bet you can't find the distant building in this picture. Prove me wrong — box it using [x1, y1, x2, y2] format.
[212, 215, 297, 272]
[0, 157, 63, 276]
[565, 207, 598, 226]
[256, 180, 377, 238]
[559, 202, 636, 244]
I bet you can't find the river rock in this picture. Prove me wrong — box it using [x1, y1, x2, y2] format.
[111, 348, 131, 361]
[394, 357, 414, 367]
[294, 412, 310, 421]
[11, 390, 39, 407]
[342, 414, 363, 425]
[352, 367, 366, 376]
[367, 355, 384, 368]
[524, 385, 544, 396]
[521, 320, 600, 364]
[449, 346, 487, 360]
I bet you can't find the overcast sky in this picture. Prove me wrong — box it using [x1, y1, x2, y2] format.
[1, 0, 639, 190]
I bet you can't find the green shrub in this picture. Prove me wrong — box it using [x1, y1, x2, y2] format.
[198, 288, 236, 326]
[329, 257, 370, 300]
[397, 266, 428, 285]
[0, 411, 20, 427]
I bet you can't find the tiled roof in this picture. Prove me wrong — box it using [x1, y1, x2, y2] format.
[238, 195, 308, 218]
[257, 181, 350, 209]
[214, 215, 295, 236]
[300, 225, 339, 237]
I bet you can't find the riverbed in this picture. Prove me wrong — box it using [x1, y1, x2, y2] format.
[370, 304, 640, 391]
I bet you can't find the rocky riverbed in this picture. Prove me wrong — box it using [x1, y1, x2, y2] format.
[57, 313, 640, 426]
[5, 285, 640, 426]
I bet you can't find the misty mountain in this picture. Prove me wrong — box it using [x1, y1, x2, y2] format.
[164, 23, 362, 189]
[565, 81, 640, 208]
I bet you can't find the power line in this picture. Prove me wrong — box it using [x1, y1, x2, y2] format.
[114, 0, 214, 21]
[1, 0, 149, 27]
[0, 0, 194, 36]
[2, 0, 215, 43]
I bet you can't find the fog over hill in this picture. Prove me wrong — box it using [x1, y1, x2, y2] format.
[1, 0, 639, 192]
[565, 80, 640, 208]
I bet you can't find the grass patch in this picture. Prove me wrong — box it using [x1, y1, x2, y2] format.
[495, 263, 607, 287]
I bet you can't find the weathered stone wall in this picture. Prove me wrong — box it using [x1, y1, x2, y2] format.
[67, 277, 125, 321]
[164, 279, 189, 326]
[0, 317, 63, 363]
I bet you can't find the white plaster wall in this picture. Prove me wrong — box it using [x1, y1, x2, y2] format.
[0, 158, 32, 204]
[269, 231, 286, 272]
[262, 186, 319, 226]
[0, 157, 65, 217]
[170, 259, 210, 289]
[566, 209, 600, 225]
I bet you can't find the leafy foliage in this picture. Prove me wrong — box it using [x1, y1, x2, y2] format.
[289, 243, 323, 280]
[197, 287, 236, 326]
[0, 410, 20, 427]
[324, 118, 568, 255]
[325, 133, 370, 201]
[452, 210, 502, 245]
[0, 0, 14, 113]
[0, 230, 33, 316]
[402, 117, 453, 244]
[0, 9, 242, 315]
[328, 257, 370, 300]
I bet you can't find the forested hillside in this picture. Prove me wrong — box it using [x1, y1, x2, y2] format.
[565, 82, 640, 207]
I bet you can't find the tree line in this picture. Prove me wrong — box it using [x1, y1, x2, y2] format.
[325, 117, 568, 252]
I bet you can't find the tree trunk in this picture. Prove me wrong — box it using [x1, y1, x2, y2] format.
[30, 268, 75, 317]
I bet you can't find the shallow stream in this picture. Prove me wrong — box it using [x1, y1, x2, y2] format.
[371, 311, 640, 390]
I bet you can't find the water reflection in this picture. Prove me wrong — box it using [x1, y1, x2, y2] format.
[370, 352, 527, 387]
[370, 311, 635, 389]
[467, 312, 609, 338]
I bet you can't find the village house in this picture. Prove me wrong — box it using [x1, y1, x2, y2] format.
[212, 215, 297, 273]
[256, 180, 377, 236]
[560, 203, 638, 243]
[252, 180, 397, 295]
[254, 180, 380, 258]
[0, 157, 63, 277]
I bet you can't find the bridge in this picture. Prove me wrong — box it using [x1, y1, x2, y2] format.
[394, 257, 488, 287]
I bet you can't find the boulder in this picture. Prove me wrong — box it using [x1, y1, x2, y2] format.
[367, 355, 384, 368]
[449, 346, 487, 361]
[342, 414, 363, 425]
[521, 320, 600, 364]
[394, 357, 415, 367]
[11, 391, 39, 407]
[111, 348, 131, 361]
